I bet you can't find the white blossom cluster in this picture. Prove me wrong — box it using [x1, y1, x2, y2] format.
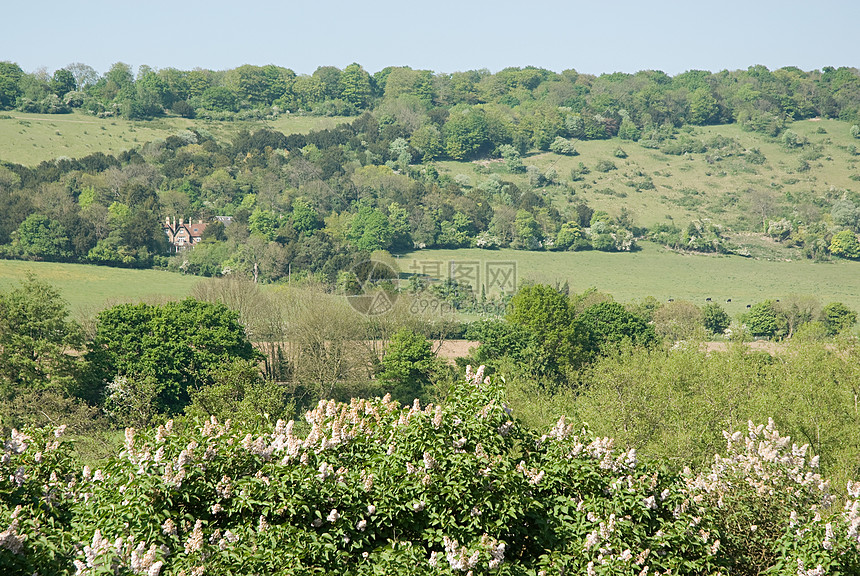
[535, 418, 638, 473]
[844, 480, 860, 548]
[0, 507, 25, 555]
[4, 428, 30, 455]
[441, 536, 481, 571]
[465, 364, 490, 388]
[685, 419, 832, 505]
[184, 519, 205, 554]
[430, 533, 507, 571]
[515, 461, 545, 485]
[796, 559, 827, 576]
[481, 533, 506, 570]
[73, 530, 163, 576]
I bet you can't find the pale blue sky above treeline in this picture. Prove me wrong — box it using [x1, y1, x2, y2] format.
[2, 0, 857, 77]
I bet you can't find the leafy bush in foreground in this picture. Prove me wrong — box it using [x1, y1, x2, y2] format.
[2, 368, 860, 574]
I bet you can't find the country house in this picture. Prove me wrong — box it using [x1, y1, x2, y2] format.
[163, 217, 207, 252]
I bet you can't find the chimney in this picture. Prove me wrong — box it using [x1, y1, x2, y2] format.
[179, 217, 183, 226]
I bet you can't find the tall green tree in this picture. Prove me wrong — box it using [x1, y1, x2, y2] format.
[504, 284, 590, 379]
[198, 86, 238, 112]
[312, 66, 343, 100]
[821, 302, 857, 335]
[347, 202, 392, 252]
[99, 62, 134, 101]
[0, 276, 83, 399]
[688, 88, 721, 125]
[340, 63, 372, 109]
[12, 213, 72, 260]
[387, 202, 412, 251]
[443, 107, 490, 160]
[377, 329, 440, 404]
[291, 197, 322, 234]
[703, 302, 732, 335]
[743, 300, 783, 338]
[577, 301, 656, 351]
[50, 68, 76, 96]
[0, 61, 24, 109]
[88, 299, 261, 414]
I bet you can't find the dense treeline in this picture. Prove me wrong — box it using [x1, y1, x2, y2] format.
[0, 117, 638, 278]
[2, 61, 860, 279]
[2, 61, 860, 127]
[0, 119, 858, 279]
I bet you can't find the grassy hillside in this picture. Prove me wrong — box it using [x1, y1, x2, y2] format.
[399, 242, 860, 317]
[437, 119, 860, 237]
[1, 115, 858, 319]
[0, 110, 350, 165]
[4, 111, 857, 247]
[0, 259, 200, 314]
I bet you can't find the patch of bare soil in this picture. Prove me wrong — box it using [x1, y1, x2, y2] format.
[433, 340, 479, 363]
[699, 340, 786, 355]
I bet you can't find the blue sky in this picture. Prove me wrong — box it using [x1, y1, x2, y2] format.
[2, 0, 857, 77]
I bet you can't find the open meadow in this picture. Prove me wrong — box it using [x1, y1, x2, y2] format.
[400, 241, 860, 318]
[0, 259, 199, 314]
[0, 110, 349, 165]
[2, 243, 857, 324]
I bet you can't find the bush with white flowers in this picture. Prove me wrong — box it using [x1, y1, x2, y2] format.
[2, 367, 860, 574]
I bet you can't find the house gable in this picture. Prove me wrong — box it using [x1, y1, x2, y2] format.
[164, 217, 208, 252]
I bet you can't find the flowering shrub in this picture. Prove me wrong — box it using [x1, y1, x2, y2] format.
[1, 424, 79, 574]
[2, 367, 860, 574]
[683, 419, 860, 575]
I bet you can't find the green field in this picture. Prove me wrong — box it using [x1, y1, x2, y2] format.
[400, 242, 860, 317]
[0, 110, 350, 166]
[2, 113, 859, 320]
[0, 260, 200, 315]
[2, 242, 856, 321]
[436, 119, 860, 235]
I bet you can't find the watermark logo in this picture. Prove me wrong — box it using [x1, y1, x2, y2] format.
[486, 261, 517, 293]
[345, 259, 400, 316]
[346, 257, 517, 316]
[409, 259, 517, 296]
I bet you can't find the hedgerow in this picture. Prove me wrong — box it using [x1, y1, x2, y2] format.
[2, 367, 859, 574]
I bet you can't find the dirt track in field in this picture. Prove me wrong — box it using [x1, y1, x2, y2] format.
[432, 340, 479, 362]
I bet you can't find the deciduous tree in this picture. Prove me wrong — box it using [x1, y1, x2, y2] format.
[0, 276, 83, 400]
[821, 302, 857, 335]
[339, 63, 372, 109]
[829, 230, 860, 259]
[11, 213, 72, 260]
[88, 299, 260, 414]
[377, 329, 440, 404]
